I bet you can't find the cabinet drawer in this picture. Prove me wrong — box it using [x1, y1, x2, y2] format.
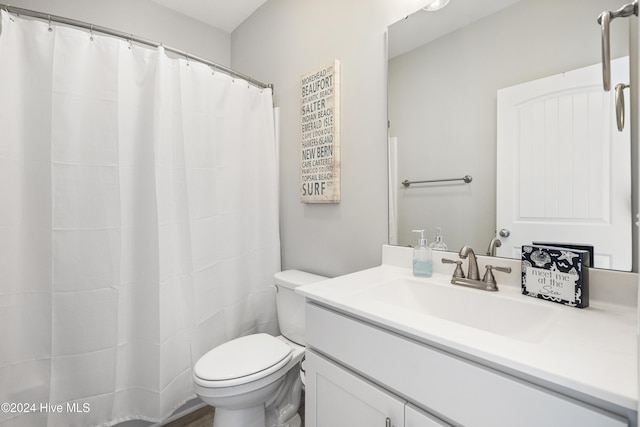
[306, 303, 627, 427]
[406, 404, 450, 427]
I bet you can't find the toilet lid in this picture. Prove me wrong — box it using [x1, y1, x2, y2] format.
[194, 334, 292, 387]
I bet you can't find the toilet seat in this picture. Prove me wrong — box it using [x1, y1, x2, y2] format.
[194, 333, 292, 388]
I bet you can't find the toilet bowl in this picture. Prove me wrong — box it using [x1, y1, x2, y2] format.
[193, 270, 327, 427]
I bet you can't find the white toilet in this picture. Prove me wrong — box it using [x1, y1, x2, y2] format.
[193, 270, 327, 427]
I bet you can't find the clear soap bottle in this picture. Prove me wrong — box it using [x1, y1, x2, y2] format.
[412, 229, 433, 278]
[429, 227, 448, 251]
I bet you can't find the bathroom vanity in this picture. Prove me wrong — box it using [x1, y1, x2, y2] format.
[297, 245, 638, 427]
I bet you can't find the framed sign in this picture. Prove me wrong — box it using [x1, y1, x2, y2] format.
[300, 60, 340, 203]
[521, 245, 590, 308]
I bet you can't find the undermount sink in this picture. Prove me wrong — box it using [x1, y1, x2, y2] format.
[361, 276, 561, 343]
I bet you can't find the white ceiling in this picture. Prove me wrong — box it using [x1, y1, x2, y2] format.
[388, 0, 523, 59]
[151, 0, 269, 33]
[150, 0, 522, 48]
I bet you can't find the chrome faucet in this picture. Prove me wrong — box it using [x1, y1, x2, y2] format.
[486, 237, 502, 257]
[458, 245, 480, 280]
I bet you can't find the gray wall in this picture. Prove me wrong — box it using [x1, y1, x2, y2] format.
[388, 0, 629, 252]
[6, 0, 230, 64]
[231, 1, 417, 278]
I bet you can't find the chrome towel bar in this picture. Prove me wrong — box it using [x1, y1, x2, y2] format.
[597, 0, 637, 91]
[402, 175, 472, 187]
[615, 83, 629, 131]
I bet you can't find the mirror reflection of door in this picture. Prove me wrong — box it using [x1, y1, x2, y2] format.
[496, 57, 631, 270]
[387, 0, 632, 271]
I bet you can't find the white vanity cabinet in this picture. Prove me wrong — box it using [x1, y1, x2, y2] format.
[405, 404, 448, 427]
[305, 350, 449, 427]
[305, 350, 405, 427]
[304, 302, 629, 427]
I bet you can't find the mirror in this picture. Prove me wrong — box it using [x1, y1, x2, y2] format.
[387, 0, 633, 271]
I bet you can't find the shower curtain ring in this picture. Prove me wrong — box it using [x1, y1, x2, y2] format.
[47, 15, 52, 32]
[4, 5, 15, 21]
[185, 52, 189, 66]
[89, 24, 94, 41]
[128, 34, 133, 49]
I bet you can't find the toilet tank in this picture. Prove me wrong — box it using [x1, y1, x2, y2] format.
[274, 270, 327, 345]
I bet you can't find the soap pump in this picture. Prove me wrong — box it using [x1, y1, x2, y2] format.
[412, 229, 433, 278]
[429, 227, 448, 251]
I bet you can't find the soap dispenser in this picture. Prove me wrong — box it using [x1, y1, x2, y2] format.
[412, 229, 433, 278]
[429, 227, 448, 251]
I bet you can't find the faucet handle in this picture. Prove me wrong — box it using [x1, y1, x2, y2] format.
[442, 258, 465, 279]
[482, 265, 512, 291]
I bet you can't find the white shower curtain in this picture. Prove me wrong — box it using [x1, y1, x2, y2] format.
[0, 11, 280, 427]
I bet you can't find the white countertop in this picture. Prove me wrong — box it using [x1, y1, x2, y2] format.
[297, 245, 638, 412]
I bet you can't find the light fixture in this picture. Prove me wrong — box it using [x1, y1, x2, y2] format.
[422, 0, 450, 12]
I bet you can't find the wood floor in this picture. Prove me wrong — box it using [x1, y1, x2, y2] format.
[164, 392, 305, 427]
[163, 406, 214, 427]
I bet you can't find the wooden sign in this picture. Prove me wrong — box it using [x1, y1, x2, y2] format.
[521, 245, 590, 308]
[300, 60, 340, 203]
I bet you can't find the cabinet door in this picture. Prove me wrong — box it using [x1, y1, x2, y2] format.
[305, 350, 405, 427]
[405, 404, 451, 427]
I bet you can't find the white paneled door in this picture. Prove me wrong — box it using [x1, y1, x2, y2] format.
[496, 57, 631, 270]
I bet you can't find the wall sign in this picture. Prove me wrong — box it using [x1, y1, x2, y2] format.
[521, 245, 590, 308]
[300, 60, 340, 203]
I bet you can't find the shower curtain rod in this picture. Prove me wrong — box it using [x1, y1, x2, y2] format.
[0, 3, 273, 90]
